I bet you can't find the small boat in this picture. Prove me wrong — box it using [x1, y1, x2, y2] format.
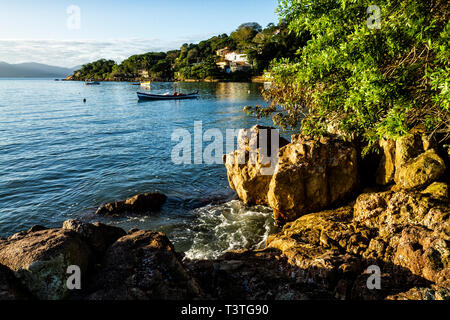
[137, 91, 199, 101]
[85, 80, 100, 85]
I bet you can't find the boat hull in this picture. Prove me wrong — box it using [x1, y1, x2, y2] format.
[137, 92, 198, 101]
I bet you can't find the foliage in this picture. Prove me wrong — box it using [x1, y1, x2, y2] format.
[73, 59, 116, 80]
[71, 21, 307, 82]
[249, 0, 450, 153]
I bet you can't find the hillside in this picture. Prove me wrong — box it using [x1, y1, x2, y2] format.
[0, 62, 77, 78]
[69, 22, 309, 82]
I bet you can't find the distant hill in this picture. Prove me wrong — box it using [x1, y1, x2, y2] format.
[0, 62, 79, 78]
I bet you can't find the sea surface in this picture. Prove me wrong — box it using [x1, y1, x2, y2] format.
[0, 79, 280, 259]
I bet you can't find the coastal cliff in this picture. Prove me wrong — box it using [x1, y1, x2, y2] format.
[0, 126, 448, 300]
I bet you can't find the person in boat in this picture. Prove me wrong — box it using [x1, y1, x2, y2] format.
[173, 91, 179, 96]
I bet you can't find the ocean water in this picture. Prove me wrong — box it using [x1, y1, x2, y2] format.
[0, 79, 279, 258]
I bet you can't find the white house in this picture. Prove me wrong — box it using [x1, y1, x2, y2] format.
[216, 47, 251, 73]
[224, 52, 249, 64]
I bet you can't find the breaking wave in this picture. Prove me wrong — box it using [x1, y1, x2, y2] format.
[184, 200, 279, 260]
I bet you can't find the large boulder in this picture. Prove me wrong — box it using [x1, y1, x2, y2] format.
[375, 129, 446, 188]
[354, 187, 449, 286]
[393, 226, 449, 286]
[87, 230, 201, 300]
[268, 135, 359, 223]
[0, 229, 91, 300]
[62, 219, 126, 256]
[224, 125, 289, 205]
[96, 192, 167, 216]
[395, 149, 446, 189]
[354, 187, 449, 237]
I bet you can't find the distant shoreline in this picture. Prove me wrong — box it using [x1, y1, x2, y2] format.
[62, 78, 268, 84]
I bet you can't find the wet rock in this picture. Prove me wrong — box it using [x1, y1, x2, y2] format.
[87, 230, 201, 300]
[268, 135, 359, 223]
[223, 125, 289, 205]
[95, 192, 167, 216]
[395, 149, 446, 189]
[0, 229, 91, 300]
[62, 219, 126, 256]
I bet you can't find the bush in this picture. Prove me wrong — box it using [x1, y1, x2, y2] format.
[252, 0, 449, 154]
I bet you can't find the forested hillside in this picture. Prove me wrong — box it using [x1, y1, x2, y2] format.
[70, 21, 308, 82]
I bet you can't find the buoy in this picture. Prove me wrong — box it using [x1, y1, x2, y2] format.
[83, 98, 86, 103]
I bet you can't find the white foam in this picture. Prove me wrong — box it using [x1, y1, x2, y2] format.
[184, 200, 278, 260]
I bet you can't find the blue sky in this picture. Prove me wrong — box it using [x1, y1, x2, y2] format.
[0, 0, 279, 67]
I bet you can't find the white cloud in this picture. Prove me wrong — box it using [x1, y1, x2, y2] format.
[0, 38, 204, 68]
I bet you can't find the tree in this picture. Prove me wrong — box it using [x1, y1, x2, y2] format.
[231, 22, 263, 50]
[73, 59, 116, 80]
[250, 0, 450, 154]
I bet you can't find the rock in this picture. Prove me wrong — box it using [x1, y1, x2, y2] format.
[353, 192, 392, 229]
[268, 135, 359, 223]
[265, 207, 372, 295]
[185, 249, 334, 300]
[395, 149, 446, 189]
[87, 230, 201, 300]
[386, 285, 450, 300]
[265, 183, 450, 299]
[374, 129, 445, 188]
[421, 182, 449, 200]
[0, 263, 30, 300]
[393, 226, 449, 286]
[376, 138, 396, 185]
[353, 188, 449, 285]
[62, 219, 126, 256]
[354, 188, 449, 235]
[96, 192, 167, 216]
[0, 229, 91, 300]
[394, 133, 424, 180]
[224, 125, 289, 205]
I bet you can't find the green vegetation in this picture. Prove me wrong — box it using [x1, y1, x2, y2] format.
[247, 0, 449, 154]
[72, 59, 116, 81]
[71, 21, 308, 82]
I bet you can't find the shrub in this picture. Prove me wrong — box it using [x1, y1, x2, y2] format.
[250, 0, 449, 154]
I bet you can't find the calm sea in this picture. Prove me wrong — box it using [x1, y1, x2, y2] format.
[0, 79, 279, 258]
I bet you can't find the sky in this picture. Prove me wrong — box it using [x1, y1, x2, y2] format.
[0, 0, 279, 67]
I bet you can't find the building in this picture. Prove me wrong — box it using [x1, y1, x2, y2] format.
[139, 70, 149, 78]
[216, 47, 232, 57]
[215, 47, 251, 73]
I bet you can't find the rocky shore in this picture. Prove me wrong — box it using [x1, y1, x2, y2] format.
[0, 126, 448, 300]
